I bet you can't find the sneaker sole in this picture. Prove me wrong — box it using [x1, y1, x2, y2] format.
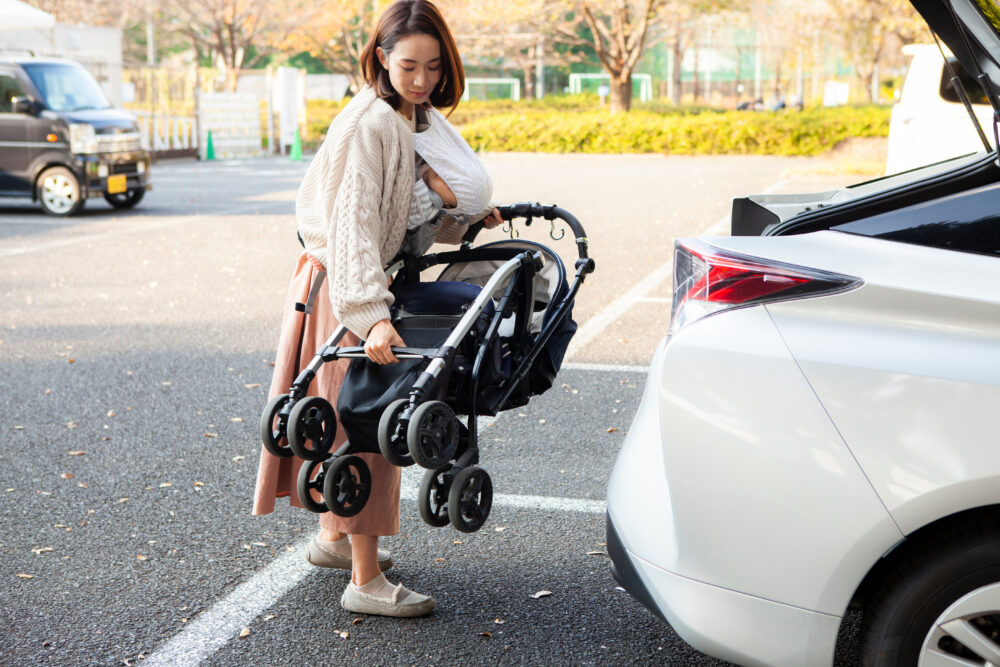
[340, 589, 436, 618]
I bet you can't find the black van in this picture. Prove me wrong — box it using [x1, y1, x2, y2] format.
[0, 57, 151, 216]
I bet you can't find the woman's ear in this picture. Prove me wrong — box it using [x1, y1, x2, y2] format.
[376, 46, 388, 69]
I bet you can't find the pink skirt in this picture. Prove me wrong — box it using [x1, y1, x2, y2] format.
[252, 252, 401, 536]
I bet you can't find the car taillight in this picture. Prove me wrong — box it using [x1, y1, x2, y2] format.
[670, 239, 861, 334]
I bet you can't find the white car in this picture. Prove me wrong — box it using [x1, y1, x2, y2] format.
[886, 43, 994, 174]
[607, 2, 1000, 665]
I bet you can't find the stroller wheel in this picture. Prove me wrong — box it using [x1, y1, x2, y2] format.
[323, 455, 371, 517]
[260, 394, 293, 458]
[407, 401, 459, 469]
[377, 399, 415, 467]
[447, 466, 493, 533]
[296, 459, 330, 514]
[418, 465, 453, 527]
[288, 396, 337, 461]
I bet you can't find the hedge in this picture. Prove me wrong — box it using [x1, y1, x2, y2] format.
[459, 106, 890, 156]
[302, 96, 890, 156]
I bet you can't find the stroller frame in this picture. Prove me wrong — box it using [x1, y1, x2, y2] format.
[260, 203, 594, 531]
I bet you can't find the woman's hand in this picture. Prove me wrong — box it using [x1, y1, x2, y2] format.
[365, 319, 405, 365]
[482, 207, 503, 229]
[423, 167, 457, 207]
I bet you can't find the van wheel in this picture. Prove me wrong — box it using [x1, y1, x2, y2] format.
[38, 166, 84, 216]
[104, 186, 145, 209]
[859, 514, 1000, 666]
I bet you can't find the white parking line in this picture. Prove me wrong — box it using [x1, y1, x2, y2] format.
[143, 485, 607, 666]
[563, 177, 790, 361]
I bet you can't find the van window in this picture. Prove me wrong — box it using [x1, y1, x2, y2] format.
[21, 62, 110, 112]
[939, 56, 991, 105]
[0, 75, 26, 113]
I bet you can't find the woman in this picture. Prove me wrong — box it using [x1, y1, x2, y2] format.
[252, 0, 498, 618]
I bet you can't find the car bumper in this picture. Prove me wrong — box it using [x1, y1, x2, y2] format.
[78, 152, 151, 198]
[606, 306, 902, 666]
[607, 510, 841, 667]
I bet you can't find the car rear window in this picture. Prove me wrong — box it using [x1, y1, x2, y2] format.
[939, 56, 990, 105]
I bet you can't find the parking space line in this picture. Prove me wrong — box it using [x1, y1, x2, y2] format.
[144, 483, 608, 666]
[563, 177, 791, 362]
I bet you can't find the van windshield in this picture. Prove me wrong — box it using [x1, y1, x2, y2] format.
[21, 63, 111, 112]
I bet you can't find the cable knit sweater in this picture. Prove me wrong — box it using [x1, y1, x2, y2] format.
[295, 86, 415, 339]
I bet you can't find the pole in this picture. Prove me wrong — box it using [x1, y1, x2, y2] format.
[535, 37, 544, 99]
[266, 66, 275, 155]
[145, 0, 155, 66]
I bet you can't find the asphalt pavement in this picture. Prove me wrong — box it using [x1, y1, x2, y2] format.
[0, 154, 859, 666]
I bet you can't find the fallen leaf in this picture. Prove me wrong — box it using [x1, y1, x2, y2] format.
[231, 456, 245, 463]
[16, 574, 34, 579]
[66, 422, 77, 429]
[238, 627, 250, 638]
[251, 542, 267, 547]
[159, 482, 172, 488]
[244, 383, 261, 389]
[67, 451, 85, 456]
[67, 359, 74, 364]
[529, 590, 553, 599]
[606, 427, 619, 433]
[107, 410, 116, 418]
[338, 631, 349, 639]
[60, 473, 73, 479]
[13, 425, 24, 430]
[161, 381, 172, 386]
[494, 526, 506, 532]
[494, 618, 506, 624]
[204, 433, 219, 438]
[586, 551, 606, 556]
[453, 540, 463, 545]
[193, 481, 205, 487]
[136, 555, 148, 561]
[118, 498, 129, 503]
[77, 482, 87, 488]
[351, 618, 363, 625]
[435, 558, 446, 562]
[230, 417, 244, 423]
[263, 614, 275, 621]
[31, 547, 53, 555]
[479, 632, 492, 638]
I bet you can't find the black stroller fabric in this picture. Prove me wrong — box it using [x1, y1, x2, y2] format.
[336, 281, 491, 452]
[437, 240, 577, 401]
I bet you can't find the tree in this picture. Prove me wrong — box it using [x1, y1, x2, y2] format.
[828, 0, 930, 102]
[167, 0, 307, 89]
[573, 0, 663, 112]
[443, 0, 591, 100]
[275, 0, 393, 93]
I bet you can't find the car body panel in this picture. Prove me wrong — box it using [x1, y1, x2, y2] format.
[608, 305, 903, 616]
[628, 551, 842, 667]
[707, 231, 1000, 532]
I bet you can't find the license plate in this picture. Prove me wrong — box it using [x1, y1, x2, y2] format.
[107, 174, 127, 194]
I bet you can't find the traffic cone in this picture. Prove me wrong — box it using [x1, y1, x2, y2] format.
[290, 128, 303, 161]
[205, 130, 216, 161]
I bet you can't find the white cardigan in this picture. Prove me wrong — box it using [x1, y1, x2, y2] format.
[295, 86, 414, 338]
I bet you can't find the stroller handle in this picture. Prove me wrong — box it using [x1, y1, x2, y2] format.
[462, 203, 594, 274]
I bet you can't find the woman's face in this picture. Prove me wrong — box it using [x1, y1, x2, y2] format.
[377, 33, 442, 112]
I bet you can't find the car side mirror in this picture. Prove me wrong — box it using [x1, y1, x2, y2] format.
[11, 97, 38, 116]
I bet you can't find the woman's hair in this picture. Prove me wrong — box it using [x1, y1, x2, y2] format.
[359, 0, 464, 115]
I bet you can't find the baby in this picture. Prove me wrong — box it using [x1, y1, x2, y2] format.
[401, 107, 497, 255]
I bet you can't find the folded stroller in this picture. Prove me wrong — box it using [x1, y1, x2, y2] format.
[260, 203, 595, 532]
